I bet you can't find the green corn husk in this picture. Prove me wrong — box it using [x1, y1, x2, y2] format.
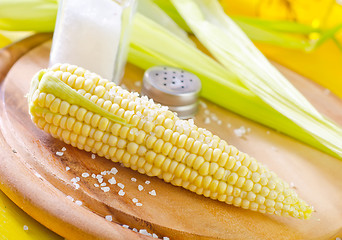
[1, 0, 341, 158]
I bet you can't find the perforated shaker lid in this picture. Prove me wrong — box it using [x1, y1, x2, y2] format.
[141, 66, 201, 119]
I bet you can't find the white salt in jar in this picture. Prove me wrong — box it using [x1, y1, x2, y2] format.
[50, 0, 136, 84]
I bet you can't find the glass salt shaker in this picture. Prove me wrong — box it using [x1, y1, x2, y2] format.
[49, 0, 136, 84]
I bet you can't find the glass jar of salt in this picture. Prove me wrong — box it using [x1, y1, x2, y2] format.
[49, 0, 136, 84]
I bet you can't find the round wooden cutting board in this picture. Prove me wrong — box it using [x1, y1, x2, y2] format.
[0, 36, 342, 240]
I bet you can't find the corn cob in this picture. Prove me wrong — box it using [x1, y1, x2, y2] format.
[27, 63, 312, 219]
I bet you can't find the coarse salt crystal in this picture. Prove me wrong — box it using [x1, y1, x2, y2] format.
[136, 202, 143, 206]
[75, 200, 82, 206]
[335, 237, 341, 240]
[97, 178, 104, 184]
[323, 88, 330, 95]
[92, 174, 96, 178]
[108, 177, 116, 185]
[138, 185, 144, 191]
[61, 147, 67, 151]
[91, 154, 96, 159]
[134, 81, 142, 87]
[149, 190, 156, 196]
[132, 198, 138, 203]
[23, 225, 29, 231]
[131, 177, 137, 182]
[101, 171, 107, 176]
[110, 167, 118, 175]
[199, 101, 207, 108]
[133, 228, 138, 232]
[118, 189, 125, 196]
[101, 187, 110, 192]
[82, 173, 89, 178]
[139, 229, 151, 236]
[163, 237, 170, 240]
[56, 151, 64, 156]
[101, 183, 106, 187]
[145, 180, 150, 184]
[234, 126, 247, 138]
[122, 225, 129, 229]
[71, 178, 78, 183]
[105, 215, 113, 222]
[94, 183, 99, 187]
[66, 167, 70, 171]
[66, 195, 74, 201]
[204, 117, 210, 124]
[152, 233, 159, 238]
[118, 183, 125, 189]
[74, 183, 80, 189]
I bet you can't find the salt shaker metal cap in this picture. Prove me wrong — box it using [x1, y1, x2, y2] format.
[141, 66, 201, 119]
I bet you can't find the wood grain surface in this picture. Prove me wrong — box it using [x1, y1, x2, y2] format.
[0, 37, 342, 240]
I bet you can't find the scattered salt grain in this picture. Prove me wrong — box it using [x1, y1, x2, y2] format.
[66, 167, 70, 171]
[75, 200, 82, 206]
[145, 180, 150, 184]
[136, 202, 143, 206]
[118, 183, 125, 189]
[92, 174, 96, 178]
[102, 187, 110, 192]
[101, 171, 107, 176]
[138, 185, 144, 191]
[118, 189, 125, 196]
[91, 154, 96, 159]
[132, 198, 139, 203]
[335, 237, 341, 240]
[74, 183, 80, 189]
[108, 177, 116, 185]
[122, 225, 129, 229]
[133, 228, 138, 232]
[110, 167, 118, 175]
[204, 109, 210, 115]
[131, 177, 137, 182]
[97, 177, 104, 184]
[100, 183, 106, 187]
[94, 184, 99, 187]
[61, 147, 67, 151]
[227, 123, 231, 128]
[23, 225, 29, 231]
[323, 88, 330, 95]
[139, 229, 151, 236]
[163, 237, 170, 240]
[56, 151, 64, 156]
[66, 196, 74, 201]
[152, 233, 159, 238]
[204, 117, 211, 124]
[199, 101, 207, 108]
[217, 120, 222, 125]
[149, 190, 156, 196]
[82, 173, 89, 178]
[105, 215, 113, 222]
[233, 126, 247, 138]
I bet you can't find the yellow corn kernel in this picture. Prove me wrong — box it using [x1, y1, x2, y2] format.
[28, 65, 312, 220]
